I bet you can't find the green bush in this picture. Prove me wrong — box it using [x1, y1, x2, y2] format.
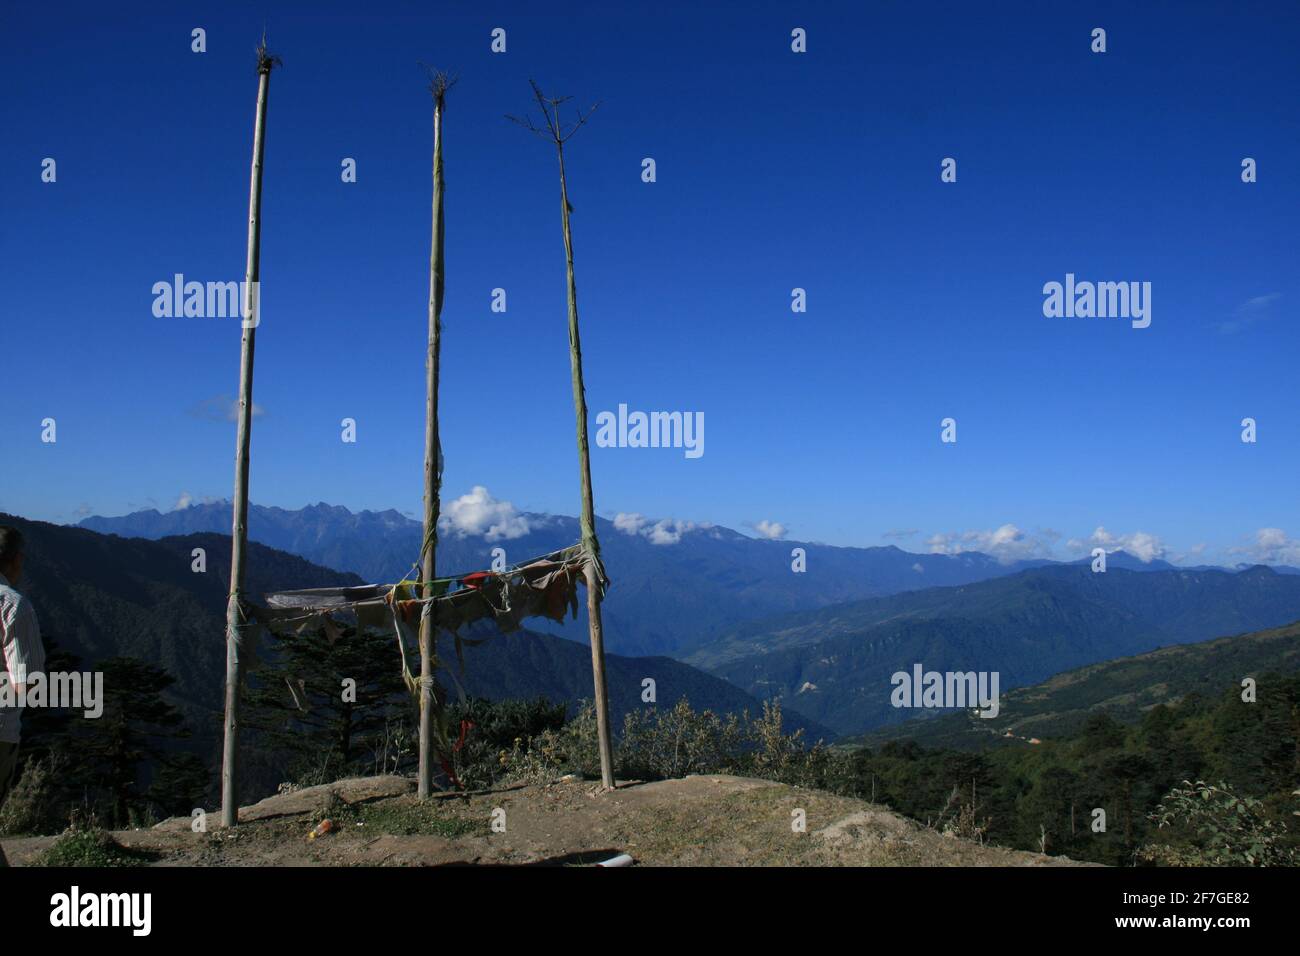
[618, 699, 745, 780]
[447, 696, 572, 790]
[0, 756, 63, 837]
[38, 827, 155, 867]
[1138, 780, 1295, 866]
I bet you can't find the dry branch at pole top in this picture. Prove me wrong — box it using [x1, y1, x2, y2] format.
[255, 33, 283, 75]
[419, 64, 459, 105]
[505, 79, 601, 145]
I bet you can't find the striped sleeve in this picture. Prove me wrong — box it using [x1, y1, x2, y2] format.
[1, 596, 44, 685]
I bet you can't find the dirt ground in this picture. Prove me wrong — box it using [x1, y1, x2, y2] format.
[2, 773, 1094, 867]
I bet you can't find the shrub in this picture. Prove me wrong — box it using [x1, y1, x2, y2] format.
[1138, 780, 1295, 866]
[37, 828, 155, 867]
[448, 697, 568, 789]
[618, 699, 745, 780]
[499, 696, 851, 790]
[0, 755, 64, 836]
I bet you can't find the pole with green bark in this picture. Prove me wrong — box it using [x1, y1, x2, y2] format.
[509, 82, 616, 789]
[418, 70, 454, 798]
[222, 38, 280, 828]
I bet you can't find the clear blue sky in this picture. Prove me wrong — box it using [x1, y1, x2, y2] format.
[3, 0, 1298, 566]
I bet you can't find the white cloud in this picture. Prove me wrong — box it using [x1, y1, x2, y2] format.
[751, 519, 787, 540]
[1220, 293, 1281, 334]
[925, 524, 1054, 563]
[612, 512, 704, 546]
[647, 521, 693, 545]
[173, 492, 194, 511]
[1066, 526, 1166, 563]
[1232, 528, 1300, 566]
[613, 513, 648, 535]
[438, 486, 530, 541]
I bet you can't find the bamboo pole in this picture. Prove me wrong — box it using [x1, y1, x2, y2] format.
[509, 82, 615, 788]
[418, 71, 453, 799]
[556, 145, 616, 789]
[221, 40, 279, 828]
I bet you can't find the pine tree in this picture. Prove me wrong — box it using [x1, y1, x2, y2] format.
[68, 657, 193, 827]
[245, 623, 410, 785]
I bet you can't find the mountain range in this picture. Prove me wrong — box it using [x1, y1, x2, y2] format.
[78, 501, 1186, 657]
[52, 502, 1300, 742]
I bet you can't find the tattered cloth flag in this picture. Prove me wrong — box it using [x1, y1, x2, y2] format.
[255, 543, 604, 633]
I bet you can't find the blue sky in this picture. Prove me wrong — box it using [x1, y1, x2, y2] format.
[3, 0, 1298, 566]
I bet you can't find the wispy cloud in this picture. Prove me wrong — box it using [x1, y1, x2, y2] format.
[909, 522, 1289, 568]
[189, 394, 265, 423]
[170, 492, 223, 512]
[1167, 541, 1208, 564]
[1219, 293, 1281, 334]
[1229, 527, 1300, 566]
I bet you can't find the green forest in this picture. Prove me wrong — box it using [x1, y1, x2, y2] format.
[832, 674, 1300, 865]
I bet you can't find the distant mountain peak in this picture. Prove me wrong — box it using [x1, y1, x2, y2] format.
[1237, 563, 1279, 577]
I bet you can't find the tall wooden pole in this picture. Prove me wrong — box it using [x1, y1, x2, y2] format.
[222, 42, 277, 828]
[554, 135, 616, 791]
[418, 73, 450, 799]
[508, 83, 615, 788]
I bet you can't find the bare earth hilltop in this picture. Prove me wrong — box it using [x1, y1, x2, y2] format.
[3, 774, 1095, 867]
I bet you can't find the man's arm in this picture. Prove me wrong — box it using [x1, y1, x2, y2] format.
[1, 599, 44, 696]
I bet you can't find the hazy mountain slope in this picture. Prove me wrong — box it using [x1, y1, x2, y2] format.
[687, 561, 1255, 670]
[698, 565, 1300, 735]
[853, 619, 1300, 751]
[2, 514, 365, 744]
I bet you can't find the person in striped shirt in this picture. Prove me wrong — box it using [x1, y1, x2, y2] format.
[0, 526, 44, 867]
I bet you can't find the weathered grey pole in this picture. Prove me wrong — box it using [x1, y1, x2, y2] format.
[418, 71, 452, 799]
[222, 40, 278, 828]
[554, 141, 616, 789]
[509, 83, 615, 788]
